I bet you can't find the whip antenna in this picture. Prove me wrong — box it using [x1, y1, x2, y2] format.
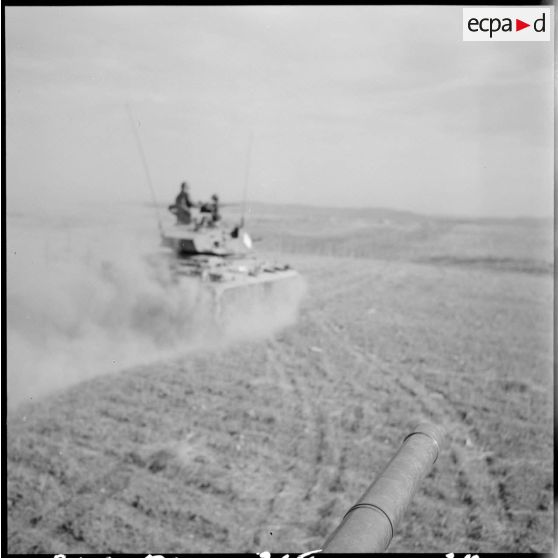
[240, 130, 254, 228]
[126, 104, 163, 234]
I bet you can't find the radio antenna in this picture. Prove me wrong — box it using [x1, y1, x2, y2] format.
[126, 103, 163, 234]
[240, 129, 254, 228]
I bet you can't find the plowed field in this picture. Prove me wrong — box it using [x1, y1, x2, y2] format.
[7, 204, 553, 553]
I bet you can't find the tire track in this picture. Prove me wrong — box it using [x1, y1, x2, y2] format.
[255, 324, 347, 547]
[247, 340, 318, 548]
[303, 303, 521, 551]
[386, 366, 520, 550]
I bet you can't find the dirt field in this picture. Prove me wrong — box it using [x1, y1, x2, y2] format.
[7, 204, 553, 553]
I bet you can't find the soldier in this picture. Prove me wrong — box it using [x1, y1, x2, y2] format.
[199, 194, 221, 226]
[209, 194, 221, 224]
[169, 181, 194, 224]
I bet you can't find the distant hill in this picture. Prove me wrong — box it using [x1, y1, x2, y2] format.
[141, 199, 552, 226]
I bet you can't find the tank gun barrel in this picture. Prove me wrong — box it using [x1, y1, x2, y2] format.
[322, 422, 445, 553]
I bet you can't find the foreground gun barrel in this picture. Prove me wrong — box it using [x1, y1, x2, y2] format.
[322, 422, 445, 553]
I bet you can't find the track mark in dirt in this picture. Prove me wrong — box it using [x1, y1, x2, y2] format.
[450, 446, 487, 545]
[403, 378, 520, 551]
[265, 479, 287, 515]
[302, 408, 333, 503]
[244, 341, 317, 548]
[440, 384, 552, 551]
[252, 336, 347, 549]
[351, 332, 531, 554]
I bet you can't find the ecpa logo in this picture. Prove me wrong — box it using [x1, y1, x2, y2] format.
[463, 8, 551, 41]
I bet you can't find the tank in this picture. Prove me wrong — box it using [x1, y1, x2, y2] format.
[159, 207, 302, 324]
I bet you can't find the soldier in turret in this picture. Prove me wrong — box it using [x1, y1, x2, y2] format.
[200, 194, 221, 226]
[169, 181, 194, 224]
[208, 194, 221, 224]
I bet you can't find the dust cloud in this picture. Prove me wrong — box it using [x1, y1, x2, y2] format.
[6, 204, 306, 408]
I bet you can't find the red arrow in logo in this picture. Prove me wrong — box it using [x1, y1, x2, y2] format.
[516, 18, 530, 31]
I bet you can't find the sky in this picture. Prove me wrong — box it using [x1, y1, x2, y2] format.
[5, 6, 555, 217]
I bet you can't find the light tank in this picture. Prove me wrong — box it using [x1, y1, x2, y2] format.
[159, 207, 302, 324]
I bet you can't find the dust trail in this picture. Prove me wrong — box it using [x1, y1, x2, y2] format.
[6, 204, 305, 408]
[218, 274, 308, 343]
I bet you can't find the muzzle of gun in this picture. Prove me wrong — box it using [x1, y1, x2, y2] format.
[322, 422, 446, 553]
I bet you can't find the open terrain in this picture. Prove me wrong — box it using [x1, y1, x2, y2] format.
[7, 202, 554, 553]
